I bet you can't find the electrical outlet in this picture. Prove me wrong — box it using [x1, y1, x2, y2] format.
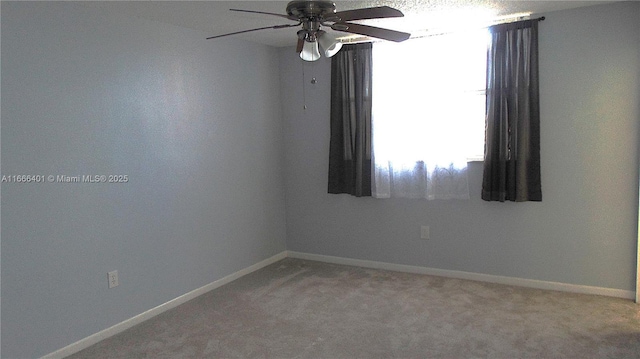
[108, 270, 119, 288]
[420, 225, 430, 240]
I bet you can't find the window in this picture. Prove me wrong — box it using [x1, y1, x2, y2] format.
[371, 29, 489, 199]
[372, 29, 489, 164]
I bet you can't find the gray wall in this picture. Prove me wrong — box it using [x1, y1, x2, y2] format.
[281, 1, 640, 292]
[1, 2, 287, 358]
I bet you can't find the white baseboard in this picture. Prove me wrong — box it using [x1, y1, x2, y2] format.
[42, 251, 288, 359]
[287, 251, 636, 300]
[43, 249, 635, 358]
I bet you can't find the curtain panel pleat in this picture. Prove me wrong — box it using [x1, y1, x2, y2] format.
[328, 43, 372, 197]
[482, 19, 542, 202]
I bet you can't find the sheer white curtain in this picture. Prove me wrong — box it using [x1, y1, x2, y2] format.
[372, 29, 488, 199]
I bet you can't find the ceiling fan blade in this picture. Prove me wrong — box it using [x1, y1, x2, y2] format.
[230, 8, 298, 21]
[331, 22, 410, 42]
[331, 6, 404, 22]
[206, 24, 299, 40]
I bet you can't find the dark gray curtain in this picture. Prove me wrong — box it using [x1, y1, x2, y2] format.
[328, 43, 372, 197]
[482, 19, 542, 202]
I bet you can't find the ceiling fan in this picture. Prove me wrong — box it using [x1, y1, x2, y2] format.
[206, 1, 411, 61]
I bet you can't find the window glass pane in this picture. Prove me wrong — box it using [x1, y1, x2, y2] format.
[372, 29, 489, 163]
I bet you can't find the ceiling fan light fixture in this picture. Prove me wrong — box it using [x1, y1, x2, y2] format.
[300, 39, 321, 61]
[318, 32, 342, 57]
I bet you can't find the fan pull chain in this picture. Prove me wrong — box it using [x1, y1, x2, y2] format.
[301, 62, 318, 111]
[302, 61, 307, 110]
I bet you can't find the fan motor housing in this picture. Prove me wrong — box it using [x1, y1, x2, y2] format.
[286, 1, 336, 20]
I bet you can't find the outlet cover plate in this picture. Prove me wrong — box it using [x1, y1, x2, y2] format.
[108, 270, 119, 288]
[421, 226, 430, 240]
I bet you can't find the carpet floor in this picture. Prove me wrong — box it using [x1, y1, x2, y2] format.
[67, 258, 640, 358]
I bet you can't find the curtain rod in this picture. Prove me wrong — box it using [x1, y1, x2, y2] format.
[489, 15, 545, 23]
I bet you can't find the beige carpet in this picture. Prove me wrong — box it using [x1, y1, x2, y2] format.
[68, 258, 640, 358]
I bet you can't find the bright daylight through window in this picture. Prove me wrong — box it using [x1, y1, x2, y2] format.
[371, 29, 489, 199]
